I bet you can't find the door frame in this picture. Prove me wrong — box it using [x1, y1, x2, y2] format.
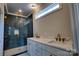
[69, 3, 79, 53]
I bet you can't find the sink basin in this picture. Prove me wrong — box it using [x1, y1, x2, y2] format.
[47, 41, 55, 43]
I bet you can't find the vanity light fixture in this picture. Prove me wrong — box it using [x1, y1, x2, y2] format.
[35, 4, 60, 20]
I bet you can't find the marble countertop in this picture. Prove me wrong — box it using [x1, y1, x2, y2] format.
[27, 37, 73, 52]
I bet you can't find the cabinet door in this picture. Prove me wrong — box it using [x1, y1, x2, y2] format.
[36, 43, 51, 56]
[31, 41, 37, 56]
[41, 49, 51, 56]
[27, 39, 37, 56]
[34, 42, 42, 56]
[34, 48, 41, 56]
[27, 40, 31, 55]
[27, 40, 34, 56]
[42, 43, 70, 56]
[41, 44, 54, 56]
[41, 44, 57, 55]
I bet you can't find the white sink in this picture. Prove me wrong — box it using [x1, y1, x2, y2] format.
[47, 40, 55, 43]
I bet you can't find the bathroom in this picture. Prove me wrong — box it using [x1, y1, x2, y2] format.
[0, 3, 79, 56]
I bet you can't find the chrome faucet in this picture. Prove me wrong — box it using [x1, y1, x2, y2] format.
[55, 34, 66, 42]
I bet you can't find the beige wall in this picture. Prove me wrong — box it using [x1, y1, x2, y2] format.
[33, 4, 72, 39]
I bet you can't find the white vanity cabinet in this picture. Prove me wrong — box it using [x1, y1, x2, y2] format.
[27, 39, 51, 56]
[27, 38, 72, 56]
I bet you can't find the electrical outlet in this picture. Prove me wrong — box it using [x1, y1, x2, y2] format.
[44, 32, 48, 36]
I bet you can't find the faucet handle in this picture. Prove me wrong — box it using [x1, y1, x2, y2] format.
[62, 38, 66, 42]
[55, 37, 58, 41]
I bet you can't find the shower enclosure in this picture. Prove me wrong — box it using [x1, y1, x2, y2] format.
[4, 14, 33, 50]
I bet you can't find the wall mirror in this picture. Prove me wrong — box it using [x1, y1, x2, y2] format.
[35, 3, 62, 20]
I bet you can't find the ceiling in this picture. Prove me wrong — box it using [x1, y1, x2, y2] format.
[5, 3, 52, 17]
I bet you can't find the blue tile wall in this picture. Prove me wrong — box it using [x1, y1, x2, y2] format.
[4, 14, 33, 50]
